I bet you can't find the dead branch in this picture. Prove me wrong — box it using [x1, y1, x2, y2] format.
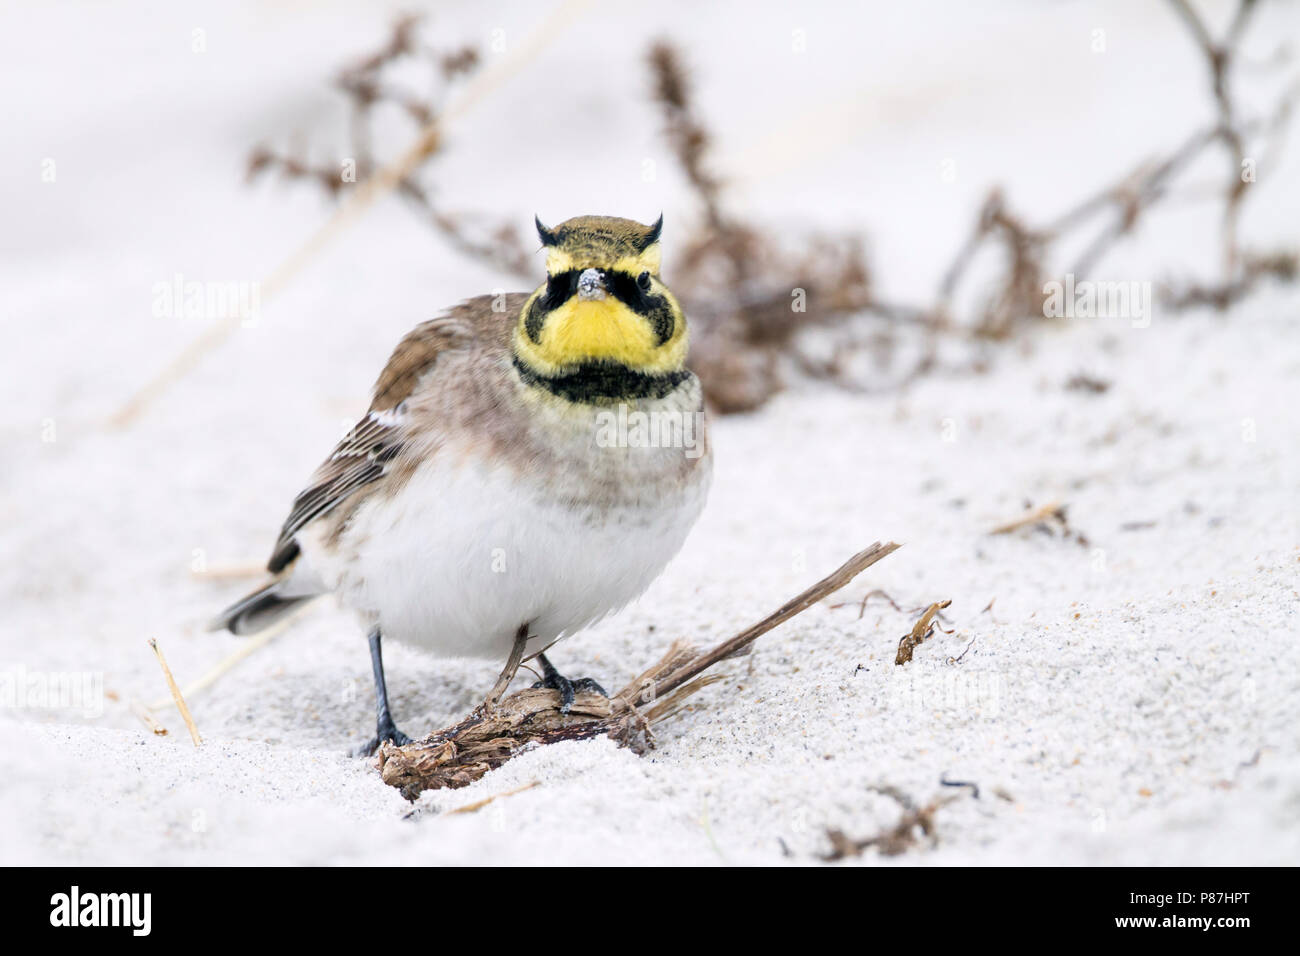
[652, 3, 1297, 413]
[1163, 249, 1299, 310]
[917, 0, 1295, 337]
[378, 542, 900, 800]
[247, 15, 534, 281]
[1168, 0, 1259, 276]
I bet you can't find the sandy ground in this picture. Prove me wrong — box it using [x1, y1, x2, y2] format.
[3, 0, 1298, 865]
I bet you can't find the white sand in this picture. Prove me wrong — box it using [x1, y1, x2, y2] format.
[3, 0, 1298, 865]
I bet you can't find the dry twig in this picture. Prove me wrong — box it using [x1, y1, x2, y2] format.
[246, 15, 532, 279]
[650, 4, 1298, 412]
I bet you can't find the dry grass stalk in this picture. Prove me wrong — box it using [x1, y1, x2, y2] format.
[148, 639, 202, 746]
[378, 541, 900, 801]
[894, 600, 952, 666]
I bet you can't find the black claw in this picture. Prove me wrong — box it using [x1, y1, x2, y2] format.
[531, 654, 607, 714]
[571, 676, 608, 698]
[533, 671, 576, 711]
[352, 717, 411, 758]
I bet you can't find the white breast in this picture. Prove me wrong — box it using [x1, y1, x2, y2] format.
[303, 440, 710, 660]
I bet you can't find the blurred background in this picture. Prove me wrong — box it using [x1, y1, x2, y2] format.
[2, 1, 1298, 864]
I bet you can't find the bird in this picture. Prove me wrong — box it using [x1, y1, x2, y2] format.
[209, 214, 712, 754]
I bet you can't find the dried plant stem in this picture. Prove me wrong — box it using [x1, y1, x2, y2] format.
[148, 639, 202, 746]
[1168, 0, 1259, 276]
[647, 541, 901, 700]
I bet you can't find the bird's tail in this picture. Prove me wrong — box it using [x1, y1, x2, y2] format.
[207, 578, 316, 636]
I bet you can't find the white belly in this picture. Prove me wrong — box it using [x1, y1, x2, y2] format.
[304, 448, 709, 659]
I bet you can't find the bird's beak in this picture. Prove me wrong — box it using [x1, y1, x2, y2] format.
[577, 268, 607, 301]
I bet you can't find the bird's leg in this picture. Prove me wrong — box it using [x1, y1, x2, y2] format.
[352, 627, 411, 757]
[531, 653, 608, 714]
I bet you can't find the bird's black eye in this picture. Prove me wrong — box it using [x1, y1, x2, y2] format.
[637, 271, 652, 292]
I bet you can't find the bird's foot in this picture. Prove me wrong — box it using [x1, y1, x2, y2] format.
[531, 655, 607, 714]
[351, 716, 412, 758]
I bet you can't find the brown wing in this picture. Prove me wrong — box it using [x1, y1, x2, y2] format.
[266, 312, 478, 572]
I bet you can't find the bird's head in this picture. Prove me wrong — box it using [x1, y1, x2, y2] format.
[512, 214, 688, 402]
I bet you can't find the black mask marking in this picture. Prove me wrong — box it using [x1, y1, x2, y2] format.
[513, 356, 689, 403]
[527, 270, 675, 345]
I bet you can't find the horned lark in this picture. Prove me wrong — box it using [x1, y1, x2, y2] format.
[211, 215, 711, 753]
